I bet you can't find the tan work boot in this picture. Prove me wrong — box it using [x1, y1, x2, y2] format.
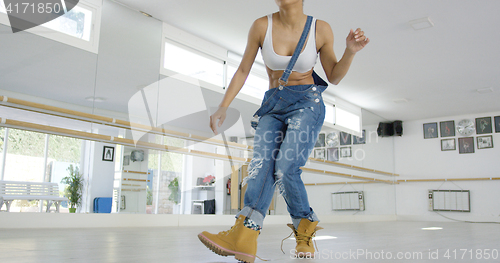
[198, 215, 259, 263]
[286, 219, 323, 258]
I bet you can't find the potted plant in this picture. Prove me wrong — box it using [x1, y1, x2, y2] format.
[61, 164, 84, 213]
[168, 177, 180, 204]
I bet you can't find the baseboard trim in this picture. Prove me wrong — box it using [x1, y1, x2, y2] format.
[0, 213, 399, 229]
[397, 214, 500, 223]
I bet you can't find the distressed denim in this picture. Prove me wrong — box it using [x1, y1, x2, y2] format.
[236, 84, 326, 229]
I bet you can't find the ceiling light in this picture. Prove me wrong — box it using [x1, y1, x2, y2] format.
[421, 227, 443, 230]
[140, 11, 152, 18]
[476, 87, 494, 94]
[409, 17, 434, 30]
[85, 96, 107, 102]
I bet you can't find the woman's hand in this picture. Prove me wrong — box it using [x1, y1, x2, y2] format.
[209, 107, 228, 135]
[346, 28, 370, 54]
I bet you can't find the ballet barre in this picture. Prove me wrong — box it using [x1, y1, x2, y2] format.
[0, 95, 252, 151]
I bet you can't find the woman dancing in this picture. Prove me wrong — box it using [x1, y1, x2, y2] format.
[199, 0, 369, 262]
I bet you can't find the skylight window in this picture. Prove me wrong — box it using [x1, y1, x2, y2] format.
[163, 41, 224, 87]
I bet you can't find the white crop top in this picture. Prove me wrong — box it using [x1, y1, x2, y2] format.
[261, 14, 318, 73]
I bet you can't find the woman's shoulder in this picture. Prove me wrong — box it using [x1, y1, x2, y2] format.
[314, 18, 334, 37]
[250, 15, 270, 34]
[253, 14, 271, 27]
[247, 15, 270, 45]
[314, 19, 332, 31]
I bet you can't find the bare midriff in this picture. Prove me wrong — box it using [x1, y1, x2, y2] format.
[266, 67, 315, 89]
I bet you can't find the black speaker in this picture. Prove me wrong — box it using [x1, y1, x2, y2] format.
[377, 122, 394, 137]
[393, 120, 403, 136]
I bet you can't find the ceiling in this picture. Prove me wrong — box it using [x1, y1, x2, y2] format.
[116, 0, 500, 122]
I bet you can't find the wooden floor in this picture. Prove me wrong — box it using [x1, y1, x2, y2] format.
[0, 221, 498, 262]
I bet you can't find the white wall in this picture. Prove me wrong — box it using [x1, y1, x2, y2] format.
[303, 124, 397, 217]
[302, 111, 500, 221]
[394, 111, 500, 221]
[85, 142, 117, 213]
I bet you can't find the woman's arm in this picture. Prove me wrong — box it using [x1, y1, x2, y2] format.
[209, 17, 265, 134]
[317, 20, 369, 85]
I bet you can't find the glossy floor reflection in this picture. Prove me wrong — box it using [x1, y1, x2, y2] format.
[0, 221, 499, 262]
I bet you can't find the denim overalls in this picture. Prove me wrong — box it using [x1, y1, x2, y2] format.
[236, 16, 327, 229]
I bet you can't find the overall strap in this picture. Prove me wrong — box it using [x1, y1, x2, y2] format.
[279, 15, 313, 87]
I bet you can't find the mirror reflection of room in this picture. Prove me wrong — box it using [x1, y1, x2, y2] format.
[1, 1, 499, 262]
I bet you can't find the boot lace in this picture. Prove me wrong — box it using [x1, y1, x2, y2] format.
[280, 229, 319, 254]
[219, 225, 236, 236]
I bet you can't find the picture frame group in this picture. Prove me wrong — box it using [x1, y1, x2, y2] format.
[425, 116, 498, 154]
[313, 130, 366, 161]
[425, 116, 500, 139]
[314, 148, 341, 162]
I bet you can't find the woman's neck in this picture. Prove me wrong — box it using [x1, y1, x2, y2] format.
[277, 4, 306, 29]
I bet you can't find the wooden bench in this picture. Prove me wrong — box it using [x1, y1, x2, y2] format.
[0, 181, 69, 212]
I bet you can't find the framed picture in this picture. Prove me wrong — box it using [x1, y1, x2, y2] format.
[476, 117, 492, 134]
[314, 148, 325, 160]
[123, 155, 130, 166]
[325, 131, 339, 147]
[327, 147, 339, 162]
[458, 137, 474, 154]
[314, 133, 325, 147]
[439, 121, 455, 137]
[477, 135, 493, 149]
[103, 146, 115, 162]
[340, 147, 352, 158]
[494, 116, 500, 133]
[441, 138, 456, 151]
[353, 130, 366, 144]
[340, 132, 352, 145]
[423, 123, 438, 139]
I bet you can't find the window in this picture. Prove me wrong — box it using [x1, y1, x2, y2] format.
[323, 99, 363, 136]
[40, 5, 93, 41]
[0, 127, 5, 177]
[325, 104, 335, 125]
[4, 129, 46, 182]
[0, 0, 101, 53]
[163, 41, 224, 87]
[47, 135, 82, 213]
[147, 136, 185, 214]
[227, 65, 269, 100]
[2, 129, 46, 212]
[336, 107, 361, 133]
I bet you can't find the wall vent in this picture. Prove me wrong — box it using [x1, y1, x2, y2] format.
[428, 190, 470, 212]
[332, 191, 365, 211]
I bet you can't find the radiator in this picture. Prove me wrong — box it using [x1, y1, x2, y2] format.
[332, 191, 365, 211]
[428, 190, 470, 212]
